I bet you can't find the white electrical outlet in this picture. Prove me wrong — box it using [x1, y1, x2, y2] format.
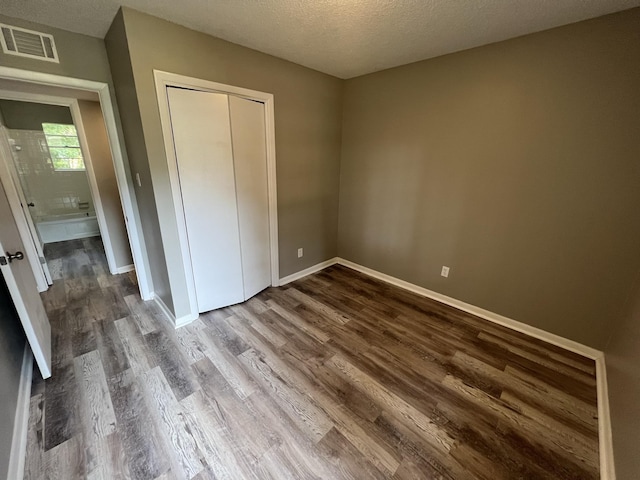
[297, 248, 303, 258]
[441, 266, 450, 278]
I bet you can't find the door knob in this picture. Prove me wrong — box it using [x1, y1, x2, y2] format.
[27, 202, 35, 207]
[5, 251, 24, 263]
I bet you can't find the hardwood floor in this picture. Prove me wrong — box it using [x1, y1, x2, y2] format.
[24, 237, 600, 479]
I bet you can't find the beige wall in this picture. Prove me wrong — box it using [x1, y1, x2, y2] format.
[339, 9, 640, 349]
[606, 269, 640, 478]
[108, 7, 343, 319]
[77, 100, 133, 268]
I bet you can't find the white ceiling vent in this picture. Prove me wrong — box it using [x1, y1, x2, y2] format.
[0, 24, 59, 63]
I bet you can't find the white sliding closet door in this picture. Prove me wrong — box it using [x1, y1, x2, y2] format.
[229, 96, 271, 299]
[167, 87, 244, 312]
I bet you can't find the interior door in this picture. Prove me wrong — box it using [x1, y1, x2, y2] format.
[229, 96, 271, 299]
[167, 87, 245, 312]
[0, 178, 52, 379]
[0, 127, 52, 289]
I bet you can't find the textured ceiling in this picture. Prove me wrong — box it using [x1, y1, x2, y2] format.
[2, 0, 639, 78]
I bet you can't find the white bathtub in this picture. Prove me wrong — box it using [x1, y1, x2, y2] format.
[36, 213, 100, 244]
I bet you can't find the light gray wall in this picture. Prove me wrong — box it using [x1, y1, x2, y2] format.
[338, 8, 640, 349]
[0, 271, 27, 480]
[77, 100, 133, 268]
[606, 269, 640, 478]
[104, 10, 169, 308]
[0, 13, 153, 291]
[0, 100, 72, 130]
[107, 7, 343, 319]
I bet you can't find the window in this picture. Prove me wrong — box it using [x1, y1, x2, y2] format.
[42, 123, 85, 171]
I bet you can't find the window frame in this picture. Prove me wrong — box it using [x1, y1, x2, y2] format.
[42, 122, 86, 172]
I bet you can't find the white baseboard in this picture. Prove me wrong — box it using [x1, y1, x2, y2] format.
[175, 312, 198, 328]
[114, 264, 135, 275]
[596, 356, 616, 480]
[151, 292, 197, 329]
[279, 257, 339, 286]
[279, 256, 614, 479]
[151, 293, 175, 323]
[8, 345, 33, 480]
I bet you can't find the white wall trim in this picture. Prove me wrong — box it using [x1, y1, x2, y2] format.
[596, 356, 616, 480]
[175, 312, 198, 328]
[151, 292, 197, 329]
[8, 345, 33, 480]
[279, 257, 340, 285]
[0, 66, 153, 301]
[114, 264, 135, 275]
[153, 70, 280, 322]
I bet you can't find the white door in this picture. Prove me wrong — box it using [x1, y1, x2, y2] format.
[229, 96, 271, 299]
[0, 127, 52, 289]
[167, 88, 272, 313]
[0, 178, 52, 378]
[167, 87, 245, 312]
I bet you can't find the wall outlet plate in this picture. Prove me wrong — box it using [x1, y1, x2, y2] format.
[441, 266, 450, 278]
[297, 248, 303, 258]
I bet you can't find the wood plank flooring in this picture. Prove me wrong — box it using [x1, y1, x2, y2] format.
[24, 237, 600, 479]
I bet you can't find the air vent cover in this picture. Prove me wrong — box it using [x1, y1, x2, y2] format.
[0, 24, 59, 63]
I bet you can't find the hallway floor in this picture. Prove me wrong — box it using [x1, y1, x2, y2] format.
[24, 238, 600, 479]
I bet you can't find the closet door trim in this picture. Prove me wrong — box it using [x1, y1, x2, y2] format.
[154, 70, 279, 325]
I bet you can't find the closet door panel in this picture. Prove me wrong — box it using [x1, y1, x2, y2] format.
[167, 87, 244, 312]
[229, 96, 271, 299]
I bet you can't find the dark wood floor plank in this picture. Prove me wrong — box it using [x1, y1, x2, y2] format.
[442, 374, 598, 477]
[93, 318, 131, 378]
[139, 366, 205, 478]
[43, 307, 81, 451]
[24, 239, 600, 479]
[191, 356, 277, 467]
[43, 435, 86, 480]
[108, 368, 172, 480]
[114, 316, 157, 378]
[144, 329, 200, 402]
[450, 351, 598, 436]
[316, 427, 389, 480]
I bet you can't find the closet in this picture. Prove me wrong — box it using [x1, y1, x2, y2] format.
[166, 86, 271, 313]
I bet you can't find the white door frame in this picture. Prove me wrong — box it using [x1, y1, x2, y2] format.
[154, 70, 279, 320]
[0, 66, 152, 299]
[0, 89, 121, 275]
